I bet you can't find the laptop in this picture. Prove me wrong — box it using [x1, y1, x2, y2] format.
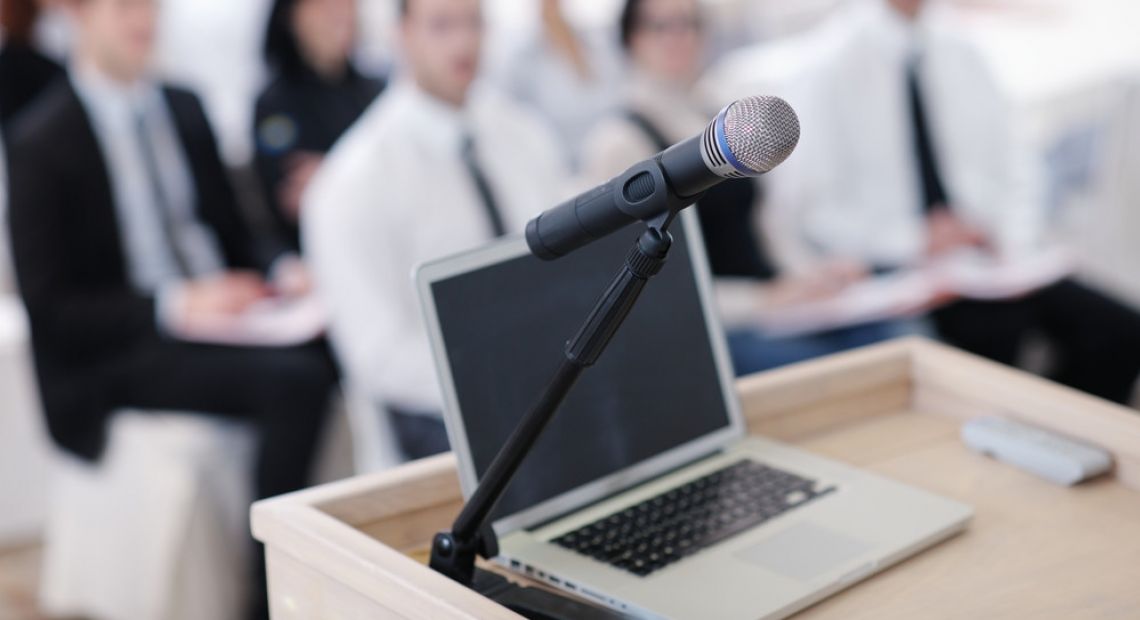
[416, 210, 972, 619]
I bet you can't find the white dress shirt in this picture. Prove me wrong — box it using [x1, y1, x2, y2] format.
[303, 80, 569, 413]
[71, 64, 226, 297]
[780, 2, 1046, 267]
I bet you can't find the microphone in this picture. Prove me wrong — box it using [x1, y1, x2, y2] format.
[526, 96, 800, 260]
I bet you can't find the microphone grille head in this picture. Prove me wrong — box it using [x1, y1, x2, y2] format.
[721, 96, 801, 175]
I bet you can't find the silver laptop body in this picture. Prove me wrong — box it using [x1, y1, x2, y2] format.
[416, 211, 971, 620]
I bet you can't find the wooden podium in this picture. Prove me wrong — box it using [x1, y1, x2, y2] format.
[252, 338, 1140, 619]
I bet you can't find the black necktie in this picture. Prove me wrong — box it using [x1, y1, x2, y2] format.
[460, 134, 508, 238]
[134, 111, 194, 277]
[906, 60, 949, 213]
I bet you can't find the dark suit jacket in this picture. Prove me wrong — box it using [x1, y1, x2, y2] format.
[253, 64, 383, 251]
[0, 43, 65, 137]
[6, 79, 275, 461]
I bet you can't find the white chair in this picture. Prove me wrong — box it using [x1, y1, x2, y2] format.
[39, 412, 256, 620]
[38, 397, 357, 620]
[342, 382, 404, 473]
[0, 298, 53, 547]
[1, 147, 55, 548]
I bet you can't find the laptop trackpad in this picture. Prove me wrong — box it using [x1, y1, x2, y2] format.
[734, 522, 872, 582]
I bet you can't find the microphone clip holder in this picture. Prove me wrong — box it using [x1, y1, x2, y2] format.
[429, 217, 677, 617]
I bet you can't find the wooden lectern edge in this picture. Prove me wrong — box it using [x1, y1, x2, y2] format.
[254, 335, 1140, 534]
[286, 453, 457, 511]
[253, 484, 520, 619]
[251, 336, 1140, 618]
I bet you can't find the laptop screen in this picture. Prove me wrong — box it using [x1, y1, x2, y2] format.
[428, 219, 737, 526]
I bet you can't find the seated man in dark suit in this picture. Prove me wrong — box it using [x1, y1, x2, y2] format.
[6, 0, 335, 616]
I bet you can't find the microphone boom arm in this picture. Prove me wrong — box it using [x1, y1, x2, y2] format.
[429, 216, 678, 592]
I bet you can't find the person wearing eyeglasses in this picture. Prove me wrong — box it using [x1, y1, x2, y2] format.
[581, 0, 917, 376]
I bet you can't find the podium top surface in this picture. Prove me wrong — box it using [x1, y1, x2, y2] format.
[253, 338, 1140, 619]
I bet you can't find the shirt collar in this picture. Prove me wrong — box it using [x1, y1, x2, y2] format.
[391, 78, 476, 155]
[288, 60, 364, 89]
[70, 60, 162, 125]
[868, 1, 926, 60]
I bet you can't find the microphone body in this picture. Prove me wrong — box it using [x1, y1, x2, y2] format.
[526, 96, 800, 260]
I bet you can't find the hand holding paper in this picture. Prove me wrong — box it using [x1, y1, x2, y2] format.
[167, 266, 326, 347]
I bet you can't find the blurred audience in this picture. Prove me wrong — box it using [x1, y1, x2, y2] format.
[304, 0, 567, 460]
[4, 0, 336, 615]
[254, 0, 384, 253]
[0, 0, 65, 136]
[498, 0, 620, 170]
[791, 0, 1140, 403]
[0, 0, 1138, 615]
[582, 0, 916, 376]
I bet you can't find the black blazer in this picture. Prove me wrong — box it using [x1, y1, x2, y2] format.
[0, 43, 65, 137]
[6, 79, 274, 461]
[253, 65, 383, 251]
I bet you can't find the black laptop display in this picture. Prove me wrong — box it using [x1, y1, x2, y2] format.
[428, 222, 735, 523]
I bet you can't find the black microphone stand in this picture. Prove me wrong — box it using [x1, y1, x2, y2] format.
[429, 214, 679, 615]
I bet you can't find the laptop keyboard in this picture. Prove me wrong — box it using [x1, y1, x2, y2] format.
[552, 460, 835, 577]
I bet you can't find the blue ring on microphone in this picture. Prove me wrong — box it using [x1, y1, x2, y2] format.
[714, 110, 751, 175]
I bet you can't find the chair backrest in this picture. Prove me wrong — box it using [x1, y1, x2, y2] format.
[342, 382, 405, 473]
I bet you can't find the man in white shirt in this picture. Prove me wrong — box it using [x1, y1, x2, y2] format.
[304, 0, 568, 459]
[787, 0, 1140, 404]
[782, 0, 1042, 266]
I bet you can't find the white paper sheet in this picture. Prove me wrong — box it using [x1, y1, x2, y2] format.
[754, 248, 1075, 337]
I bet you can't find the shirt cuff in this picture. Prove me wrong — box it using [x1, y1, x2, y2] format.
[156, 281, 188, 338]
[268, 253, 303, 283]
[268, 253, 312, 298]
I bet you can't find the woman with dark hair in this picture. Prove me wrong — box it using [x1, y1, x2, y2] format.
[584, 0, 919, 375]
[253, 0, 383, 252]
[0, 0, 65, 134]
